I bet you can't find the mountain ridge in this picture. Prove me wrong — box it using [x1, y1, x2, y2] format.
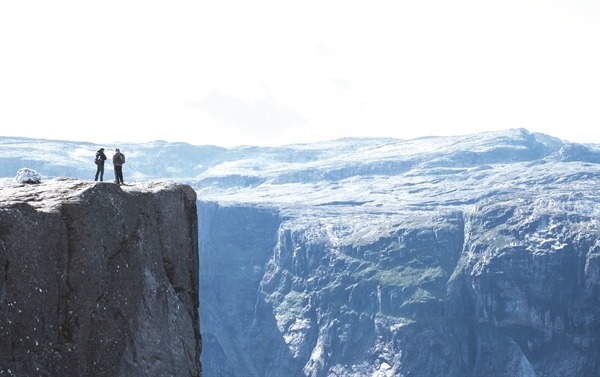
[1, 128, 597, 184]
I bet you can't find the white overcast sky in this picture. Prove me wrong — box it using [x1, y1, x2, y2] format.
[1, 0, 598, 147]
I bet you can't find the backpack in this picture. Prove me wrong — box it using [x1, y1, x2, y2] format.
[95, 153, 102, 165]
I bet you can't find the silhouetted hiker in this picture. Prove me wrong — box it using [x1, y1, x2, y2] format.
[94, 148, 107, 181]
[113, 148, 126, 185]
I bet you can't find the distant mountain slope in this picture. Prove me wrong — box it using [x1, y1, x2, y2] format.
[0, 137, 227, 181]
[1, 128, 598, 187]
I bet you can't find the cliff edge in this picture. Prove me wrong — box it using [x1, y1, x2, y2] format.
[0, 178, 201, 377]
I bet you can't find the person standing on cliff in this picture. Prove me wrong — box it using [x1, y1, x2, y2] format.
[94, 148, 107, 181]
[113, 148, 126, 185]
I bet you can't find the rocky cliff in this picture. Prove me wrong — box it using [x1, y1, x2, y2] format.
[198, 196, 599, 377]
[194, 130, 600, 376]
[0, 179, 201, 377]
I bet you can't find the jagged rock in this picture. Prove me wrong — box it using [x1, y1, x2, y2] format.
[0, 178, 201, 377]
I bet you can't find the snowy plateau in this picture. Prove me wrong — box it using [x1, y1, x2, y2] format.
[1, 128, 599, 377]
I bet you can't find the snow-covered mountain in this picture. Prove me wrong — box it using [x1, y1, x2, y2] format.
[2, 128, 599, 376]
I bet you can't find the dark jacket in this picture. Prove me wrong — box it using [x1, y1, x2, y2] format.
[95, 150, 107, 165]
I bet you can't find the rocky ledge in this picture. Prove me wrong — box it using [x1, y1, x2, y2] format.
[0, 178, 201, 377]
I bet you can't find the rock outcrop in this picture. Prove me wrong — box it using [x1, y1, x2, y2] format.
[0, 179, 201, 377]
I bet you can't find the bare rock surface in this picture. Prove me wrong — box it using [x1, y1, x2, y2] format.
[0, 178, 201, 377]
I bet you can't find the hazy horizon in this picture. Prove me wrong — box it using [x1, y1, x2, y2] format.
[1, 1, 598, 147]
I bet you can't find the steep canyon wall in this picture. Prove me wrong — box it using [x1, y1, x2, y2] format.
[199, 196, 599, 377]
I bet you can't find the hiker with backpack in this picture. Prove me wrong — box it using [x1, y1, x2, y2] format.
[113, 148, 126, 185]
[94, 148, 107, 181]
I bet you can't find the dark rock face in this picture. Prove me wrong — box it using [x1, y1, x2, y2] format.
[0, 179, 201, 377]
[198, 203, 281, 377]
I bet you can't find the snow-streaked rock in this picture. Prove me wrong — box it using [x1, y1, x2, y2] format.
[14, 167, 42, 183]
